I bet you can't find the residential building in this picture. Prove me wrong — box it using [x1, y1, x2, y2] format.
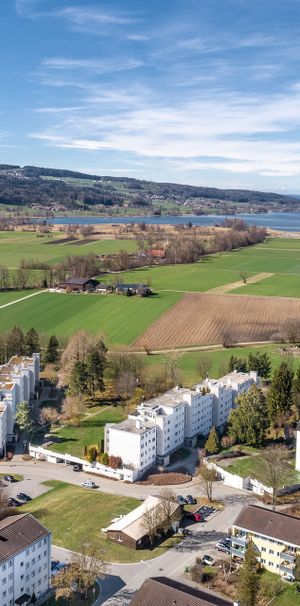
[231, 504, 300, 578]
[0, 353, 40, 456]
[129, 577, 233, 606]
[105, 370, 258, 477]
[0, 513, 51, 606]
[106, 496, 181, 550]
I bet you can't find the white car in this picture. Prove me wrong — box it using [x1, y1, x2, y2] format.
[80, 480, 96, 489]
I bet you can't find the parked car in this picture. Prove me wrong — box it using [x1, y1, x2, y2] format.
[184, 511, 202, 522]
[202, 555, 215, 566]
[73, 465, 81, 472]
[176, 495, 187, 505]
[80, 480, 96, 489]
[6, 497, 21, 507]
[51, 562, 67, 576]
[3, 475, 18, 483]
[186, 495, 197, 505]
[51, 560, 60, 571]
[16, 493, 32, 502]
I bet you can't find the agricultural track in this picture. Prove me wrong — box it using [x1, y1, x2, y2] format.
[133, 292, 300, 349]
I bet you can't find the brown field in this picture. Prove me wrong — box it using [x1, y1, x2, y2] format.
[133, 292, 300, 349]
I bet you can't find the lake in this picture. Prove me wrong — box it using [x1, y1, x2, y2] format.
[47, 211, 300, 232]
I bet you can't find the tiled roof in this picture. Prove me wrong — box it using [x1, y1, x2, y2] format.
[129, 577, 233, 606]
[234, 505, 300, 547]
[0, 514, 50, 563]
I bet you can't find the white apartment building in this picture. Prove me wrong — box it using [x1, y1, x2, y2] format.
[0, 353, 40, 456]
[0, 513, 51, 606]
[105, 370, 258, 477]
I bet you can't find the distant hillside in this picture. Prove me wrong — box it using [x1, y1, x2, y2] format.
[0, 163, 298, 214]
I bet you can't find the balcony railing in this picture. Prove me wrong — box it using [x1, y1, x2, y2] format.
[231, 535, 247, 547]
[231, 547, 245, 559]
[279, 563, 295, 576]
[280, 551, 296, 564]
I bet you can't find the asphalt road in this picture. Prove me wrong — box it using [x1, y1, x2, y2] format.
[1, 456, 258, 605]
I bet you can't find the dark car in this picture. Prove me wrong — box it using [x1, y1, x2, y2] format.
[186, 495, 197, 505]
[6, 497, 21, 507]
[73, 465, 81, 472]
[16, 493, 32, 502]
[51, 560, 60, 571]
[3, 475, 18, 483]
[176, 495, 187, 505]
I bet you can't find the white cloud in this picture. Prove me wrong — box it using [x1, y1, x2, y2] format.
[42, 57, 143, 74]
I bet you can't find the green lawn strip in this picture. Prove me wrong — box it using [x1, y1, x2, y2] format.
[44, 406, 126, 458]
[257, 238, 300, 250]
[220, 454, 300, 484]
[143, 344, 297, 387]
[230, 274, 300, 298]
[272, 583, 300, 605]
[0, 289, 39, 305]
[22, 480, 180, 562]
[0, 231, 136, 268]
[0, 291, 181, 344]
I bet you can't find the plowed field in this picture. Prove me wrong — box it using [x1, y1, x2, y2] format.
[133, 293, 300, 349]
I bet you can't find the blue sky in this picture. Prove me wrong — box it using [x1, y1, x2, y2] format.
[2, 0, 300, 191]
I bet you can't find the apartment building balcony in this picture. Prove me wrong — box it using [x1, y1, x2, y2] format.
[279, 562, 295, 576]
[231, 547, 246, 559]
[231, 535, 247, 547]
[280, 549, 296, 564]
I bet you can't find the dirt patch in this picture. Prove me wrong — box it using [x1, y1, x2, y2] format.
[133, 292, 300, 349]
[208, 272, 274, 294]
[138, 469, 192, 485]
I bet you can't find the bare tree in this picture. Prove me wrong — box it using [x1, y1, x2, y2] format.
[158, 490, 181, 534]
[260, 446, 292, 511]
[60, 331, 106, 385]
[39, 407, 60, 427]
[220, 327, 236, 348]
[115, 371, 136, 401]
[62, 395, 86, 426]
[198, 464, 218, 502]
[71, 543, 109, 599]
[0, 266, 10, 290]
[197, 353, 212, 381]
[142, 506, 162, 545]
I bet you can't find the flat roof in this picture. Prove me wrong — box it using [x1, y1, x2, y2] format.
[234, 505, 300, 547]
[111, 418, 156, 435]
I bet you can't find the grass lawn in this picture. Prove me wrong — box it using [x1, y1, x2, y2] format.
[272, 583, 300, 605]
[143, 343, 299, 387]
[0, 291, 181, 344]
[231, 273, 300, 298]
[23, 481, 181, 562]
[0, 289, 40, 305]
[0, 230, 136, 268]
[221, 454, 300, 484]
[44, 405, 126, 458]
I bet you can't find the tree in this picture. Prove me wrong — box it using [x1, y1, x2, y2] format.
[44, 335, 59, 365]
[221, 435, 234, 450]
[198, 464, 218, 501]
[238, 540, 259, 606]
[248, 351, 271, 379]
[293, 365, 300, 413]
[60, 331, 106, 385]
[24, 328, 40, 356]
[260, 446, 292, 511]
[142, 506, 162, 545]
[62, 395, 86, 426]
[228, 355, 247, 373]
[228, 386, 268, 447]
[15, 401, 34, 435]
[86, 349, 106, 397]
[6, 325, 25, 358]
[71, 543, 109, 599]
[197, 353, 212, 380]
[267, 361, 294, 420]
[157, 490, 181, 533]
[39, 406, 60, 426]
[68, 361, 88, 396]
[108, 455, 122, 469]
[240, 271, 248, 284]
[115, 371, 137, 400]
[205, 427, 220, 455]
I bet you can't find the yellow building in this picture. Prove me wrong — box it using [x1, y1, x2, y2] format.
[231, 505, 300, 579]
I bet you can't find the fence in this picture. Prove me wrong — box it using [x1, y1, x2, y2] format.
[203, 458, 273, 495]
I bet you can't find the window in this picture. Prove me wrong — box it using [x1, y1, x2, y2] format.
[269, 549, 274, 555]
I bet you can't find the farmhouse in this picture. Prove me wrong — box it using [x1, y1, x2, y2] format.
[129, 577, 233, 606]
[231, 504, 300, 579]
[115, 283, 152, 296]
[64, 277, 99, 292]
[106, 495, 181, 550]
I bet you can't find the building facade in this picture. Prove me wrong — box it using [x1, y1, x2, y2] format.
[0, 353, 40, 455]
[0, 513, 51, 606]
[105, 370, 258, 477]
[231, 504, 300, 579]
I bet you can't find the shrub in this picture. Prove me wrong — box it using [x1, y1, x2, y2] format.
[88, 446, 97, 463]
[190, 565, 203, 584]
[108, 455, 123, 469]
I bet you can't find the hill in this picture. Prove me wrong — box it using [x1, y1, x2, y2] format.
[0, 163, 299, 215]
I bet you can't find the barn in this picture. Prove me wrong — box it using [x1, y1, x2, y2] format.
[64, 277, 99, 292]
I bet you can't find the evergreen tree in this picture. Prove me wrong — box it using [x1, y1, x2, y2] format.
[267, 361, 294, 421]
[44, 335, 59, 365]
[228, 355, 247, 373]
[248, 351, 271, 379]
[228, 385, 268, 447]
[86, 349, 105, 397]
[293, 366, 300, 412]
[24, 328, 40, 356]
[238, 541, 259, 606]
[205, 426, 220, 455]
[6, 325, 25, 358]
[15, 401, 34, 435]
[68, 360, 88, 395]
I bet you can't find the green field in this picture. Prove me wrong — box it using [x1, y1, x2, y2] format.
[0, 231, 136, 268]
[220, 453, 300, 484]
[45, 406, 126, 457]
[0, 289, 40, 305]
[231, 274, 300, 298]
[23, 480, 180, 562]
[0, 291, 181, 343]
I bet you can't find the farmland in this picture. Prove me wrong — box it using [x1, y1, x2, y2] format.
[231, 273, 300, 298]
[0, 290, 181, 344]
[133, 292, 300, 349]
